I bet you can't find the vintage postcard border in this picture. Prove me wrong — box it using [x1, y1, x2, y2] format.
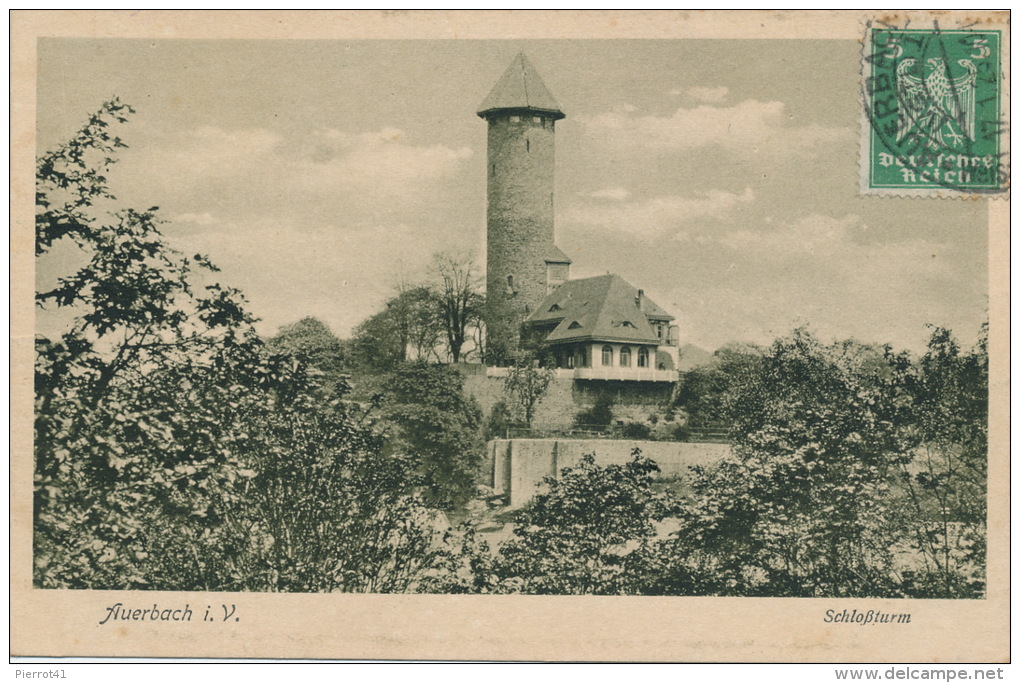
[11, 10, 1010, 662]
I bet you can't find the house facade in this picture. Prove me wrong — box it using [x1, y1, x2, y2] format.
[523, 274, 679, 382]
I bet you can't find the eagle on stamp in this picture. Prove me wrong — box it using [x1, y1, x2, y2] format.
[896, 57, 978, 149]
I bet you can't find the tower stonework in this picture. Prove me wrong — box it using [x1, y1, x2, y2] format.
[478, 53, 569, 364]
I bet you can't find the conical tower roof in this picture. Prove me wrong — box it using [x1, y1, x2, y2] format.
[477, 53, 565, 120]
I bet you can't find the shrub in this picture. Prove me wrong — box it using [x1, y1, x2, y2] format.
[381, 362, 485, 509]
[573, 394, 614, 430]
[485, 400, 515, 440]
[620, 422, 652, 440]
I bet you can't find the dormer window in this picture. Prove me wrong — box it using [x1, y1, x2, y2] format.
[549, 303, 561, 312]
[615, 320, 636, 328]
[567, 321, 581, 330]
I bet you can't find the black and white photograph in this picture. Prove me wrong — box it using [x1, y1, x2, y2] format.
[12, 10, 1010, 663]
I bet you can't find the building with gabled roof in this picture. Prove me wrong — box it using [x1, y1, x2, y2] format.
[523, 274, 679, 382]
[479, 53, 679, 381]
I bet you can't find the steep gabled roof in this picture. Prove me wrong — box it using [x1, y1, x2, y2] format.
[477, 53, 565, 120]
[526, 274, 674, 345]
[544, 244, 572, 264]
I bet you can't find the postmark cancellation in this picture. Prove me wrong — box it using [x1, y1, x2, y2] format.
[861, 16, 1009, 198]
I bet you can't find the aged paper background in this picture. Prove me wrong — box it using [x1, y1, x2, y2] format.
[11, 10, 1010, 661]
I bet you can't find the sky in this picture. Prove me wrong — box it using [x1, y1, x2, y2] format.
[35, 39, 989, 352]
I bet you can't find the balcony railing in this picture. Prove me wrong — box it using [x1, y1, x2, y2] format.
[486, 366, 678, 382]
[572, 367, 678, 382]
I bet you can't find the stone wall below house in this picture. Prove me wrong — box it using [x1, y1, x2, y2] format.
[459, 364, 676, 430]
[490, 438, 732, 507]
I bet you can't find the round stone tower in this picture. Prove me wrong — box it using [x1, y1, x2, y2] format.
[478, 53, 569, 364]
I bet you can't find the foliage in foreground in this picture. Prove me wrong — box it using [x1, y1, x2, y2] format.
[34, 101, 441, 591]
[428, 452, 670, 595]
[431, 327, 987, 599]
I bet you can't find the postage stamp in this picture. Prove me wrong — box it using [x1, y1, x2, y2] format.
[862, 19, 1009, 197]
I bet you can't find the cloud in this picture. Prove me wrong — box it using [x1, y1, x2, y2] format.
[310, 127, 472, 186]
[715, 214, 952, 273]
[666, 214, 974, 351]
[563, 188, 755, 239]
[717, 213, 859, 257]
[119, 125, 474, 222]
[105, 125, 480, 338]
[157, 127, 284, 179]
[172, 217, 438, 338]
[579, 100, 848, 156]
[687, 86, 729, 103]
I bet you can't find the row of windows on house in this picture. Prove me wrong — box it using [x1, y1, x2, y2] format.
[603, 345, 650, 368]
[556, 345, 651, 369]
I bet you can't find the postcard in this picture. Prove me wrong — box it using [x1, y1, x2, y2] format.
[11, 10, 1009, 661]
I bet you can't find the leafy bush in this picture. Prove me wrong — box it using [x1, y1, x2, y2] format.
[673, 343, 763, 427]
[266, 317, 349, 395]
[620, 422, 652, 440]
[381, 362, 484, 509]
[431, 451, 672, 595]
[670, 423, 692, 442]
[485, 399, 515, 440]
[573, 394, 614, 430]
[657, 328, 986, 598]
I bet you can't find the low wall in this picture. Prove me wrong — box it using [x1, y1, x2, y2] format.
[490, 438, 732, 507]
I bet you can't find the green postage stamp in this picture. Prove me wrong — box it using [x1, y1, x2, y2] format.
[862, 20, 1008, 197]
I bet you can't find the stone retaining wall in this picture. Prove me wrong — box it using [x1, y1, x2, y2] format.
[489, 438, 732, 507]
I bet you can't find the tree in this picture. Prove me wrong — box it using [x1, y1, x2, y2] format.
[142, 385, 445, 593]
[34, 101, 443, 592]
[349, 305, 406, 373]
[502, 356, 555, 427]
[266, 317, 348, 394]
[348, 285, 443, 372]
[380, 362, 485, 509]
[432, 452, 672, 595]
[35, 99, 265, 587]
[673, 342, 763, 429]
[390, 285, 444, 362]
[886, 325, 987, 597]
[661, 330, 908, 597]
[429, 251, 484, 363]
